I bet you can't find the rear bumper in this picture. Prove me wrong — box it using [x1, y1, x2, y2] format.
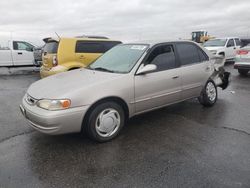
[234, 62, 250, 70]
[20, 97, 89, 135]
[40, 65, 68, 78]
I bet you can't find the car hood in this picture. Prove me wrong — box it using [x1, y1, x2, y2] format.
[27, 68, 124, 100]
[204, 46, 224, 51]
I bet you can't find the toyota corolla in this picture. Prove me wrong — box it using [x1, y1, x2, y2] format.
[20, 41, 230, 142]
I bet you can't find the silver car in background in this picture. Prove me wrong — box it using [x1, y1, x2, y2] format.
[20, 40, 230, 142]
[234, 44, 250, 76]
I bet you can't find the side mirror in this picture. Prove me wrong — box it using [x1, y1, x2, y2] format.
[137, 64, 157, 75]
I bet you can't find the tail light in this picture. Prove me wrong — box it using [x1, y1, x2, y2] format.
[237, 50, 249, 55]
[52, 56, 58, 67]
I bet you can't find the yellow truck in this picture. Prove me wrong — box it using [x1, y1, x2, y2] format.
[191, 31, 214, 43]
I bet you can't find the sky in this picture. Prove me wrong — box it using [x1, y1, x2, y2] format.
[0, 0, 250, 46]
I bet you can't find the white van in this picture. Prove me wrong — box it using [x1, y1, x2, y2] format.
[0, 40, 35, 66]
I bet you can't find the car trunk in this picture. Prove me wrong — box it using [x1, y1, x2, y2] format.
[236, 47, 250, 62]
[42, 40, 59, 69]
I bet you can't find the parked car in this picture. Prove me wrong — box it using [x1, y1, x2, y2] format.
[40, 37, 122, 78]
[203, 37, 241, 61]
[33, 45, 44, 66]
[234, 44, 250, 76]
[20, 40, 230, 142]
[0, 40, 35, 66]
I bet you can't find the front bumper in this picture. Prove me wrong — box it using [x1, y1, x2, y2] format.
[40, 65, 68, 78]
[20, 97, 89, 135]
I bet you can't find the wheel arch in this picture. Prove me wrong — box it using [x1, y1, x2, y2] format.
[218, 51, 225, 56]
[81, 96, 129, 132]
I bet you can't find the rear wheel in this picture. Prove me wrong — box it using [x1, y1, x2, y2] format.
[198, 80, 217, 107]
[238, 69, 249, 76]
[85, 102, 125, 142]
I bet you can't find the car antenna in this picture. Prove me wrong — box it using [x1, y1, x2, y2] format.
[55, 32, 61, 40]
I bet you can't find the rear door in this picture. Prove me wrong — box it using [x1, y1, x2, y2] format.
[134, 44, 181, 113]
[12, 41, 34, 66]
[225, 39, 235, 59]
[234, 38, 242, 51]
[75, 41, 104, 66]
[175, 42, 211, 99]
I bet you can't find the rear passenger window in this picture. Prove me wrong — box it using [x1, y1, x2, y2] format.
[176, 43, 200, 65]
[235, 39, 242, 46]
[146, 45, 176, 71]
[76, 41, 104, 53]
[197, 48, 209, 62]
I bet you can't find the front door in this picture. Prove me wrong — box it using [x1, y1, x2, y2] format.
[12, 41, 34, 66]
[134, 44, 181, 113]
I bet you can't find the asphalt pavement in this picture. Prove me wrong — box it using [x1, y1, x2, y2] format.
[0, 64, 249, 188]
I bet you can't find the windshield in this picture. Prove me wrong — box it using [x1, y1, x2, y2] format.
[203, 39, 227, 47]
[89, 44, 148, 73]
[44, 42, 58, 54]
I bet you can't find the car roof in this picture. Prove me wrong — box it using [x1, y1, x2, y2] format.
[211, 37, 239, 40]
[43, 37, 121, 43]
[125, 39, 197, 47]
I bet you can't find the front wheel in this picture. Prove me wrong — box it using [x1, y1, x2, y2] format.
[85, 102, 125, 142]
[198, 80, 217, 107]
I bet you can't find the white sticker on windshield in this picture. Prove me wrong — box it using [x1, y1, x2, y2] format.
[130, 45, 146, 50]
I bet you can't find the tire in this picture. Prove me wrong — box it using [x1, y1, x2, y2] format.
[198, 80, 217, 107]
[85, 102, 125, 142]
[238, 69, 249, 76]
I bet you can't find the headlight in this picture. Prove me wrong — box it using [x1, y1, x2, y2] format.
[37, 99, 71, 110]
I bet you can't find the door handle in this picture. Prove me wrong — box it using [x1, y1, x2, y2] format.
[18, 52, 23, 55]
[172, 76, 179, 79]
[79, 55, 85, 59]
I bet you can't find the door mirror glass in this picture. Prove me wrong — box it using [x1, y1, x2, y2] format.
[137, 64, 157, 75]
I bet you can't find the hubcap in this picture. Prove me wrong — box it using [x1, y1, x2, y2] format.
[206, 82, 216, 102]
[95, 108, 121, 137]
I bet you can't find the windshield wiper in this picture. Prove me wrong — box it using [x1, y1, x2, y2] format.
[92, 67, 114, 73]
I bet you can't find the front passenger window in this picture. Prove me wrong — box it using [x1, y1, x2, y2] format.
[146, 45, 176, 72]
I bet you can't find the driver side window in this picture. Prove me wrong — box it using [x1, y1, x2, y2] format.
[146, 45, 176, 72]
[13, 41, 33, 51]
[227, 39, 234, 47]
